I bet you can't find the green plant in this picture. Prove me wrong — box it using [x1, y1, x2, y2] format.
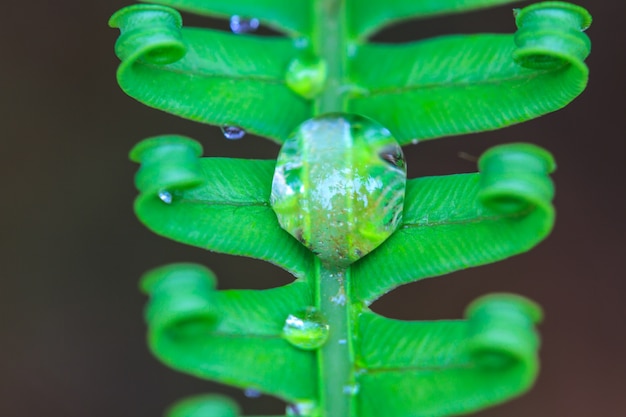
[109, 1, 591, 416]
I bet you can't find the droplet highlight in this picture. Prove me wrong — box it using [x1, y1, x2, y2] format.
[158, 190, 173, 204]
[282, 307, 329, 350]
[229, 15, 259, 34]
[221, 125, 246, 140]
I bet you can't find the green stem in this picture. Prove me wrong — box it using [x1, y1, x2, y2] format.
[312, 0, 348, 114]
[315, 260, 356, 417]
[310, 2, 355, 416]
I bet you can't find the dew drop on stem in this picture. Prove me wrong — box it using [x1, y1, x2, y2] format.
[229, 15, 259, 34]
[282, 306, 329, 350]
[285, 56, 327, 99]
[221, 125, 246, 140]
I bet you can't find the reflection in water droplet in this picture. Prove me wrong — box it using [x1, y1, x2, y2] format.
[229, 15, 260, 34]
[158, 190, 172, 204]
[286, 400, 318, 416]
[243, 388, 262, 398]
[282, 307, 329, 350]
[342, 384, 360, 395]
[221, 125, 246, 140]
[331, 291, 346, 306]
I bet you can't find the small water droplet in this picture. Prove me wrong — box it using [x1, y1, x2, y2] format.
[229, 15, 259, 34]
[158, 190, 172, 204]
[286, 400, 318, 417]
[282, 307, 329, 350]
[338, 339, 347, 345]
[342, 383, 360, 395]
[411, 139, 420, 145]
[285, 56, 327, 99]
[244, 388, 262, 398]
[221, 125, 246, 140]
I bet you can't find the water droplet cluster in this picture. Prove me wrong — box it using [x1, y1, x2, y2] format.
[229, 15, 259, 34]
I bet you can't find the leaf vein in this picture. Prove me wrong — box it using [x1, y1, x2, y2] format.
[362, 71, 548, 97]
[144, 63, 286, 85]
[401, 210, 529, 229]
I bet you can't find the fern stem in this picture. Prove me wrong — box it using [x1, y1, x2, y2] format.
[312, 0, 348, 114]
[316, 260, 356, 417]
[311, 2, 356, 416]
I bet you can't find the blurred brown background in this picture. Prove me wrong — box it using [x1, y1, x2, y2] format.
[1, 1, 623, 416]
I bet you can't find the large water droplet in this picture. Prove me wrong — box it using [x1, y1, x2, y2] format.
[282, 307, 329, 350]
[243, 388, 262, 398]
[230, 15, 260, 34]
[158, 190, 173, 204]
[221, 125, 246, 140]
[286, 400, 318, 417]
[271, 114, 407, 267]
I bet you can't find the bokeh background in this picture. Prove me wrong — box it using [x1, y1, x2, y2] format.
[1, 1, 624, 416]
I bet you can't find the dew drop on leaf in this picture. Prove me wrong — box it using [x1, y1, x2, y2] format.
[282, 306, 329, 350]
[229, 15, 259, 34]
[221, 125, 246, 140]
[243, 388, 262, 398]
[158, 190, 172, 204]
